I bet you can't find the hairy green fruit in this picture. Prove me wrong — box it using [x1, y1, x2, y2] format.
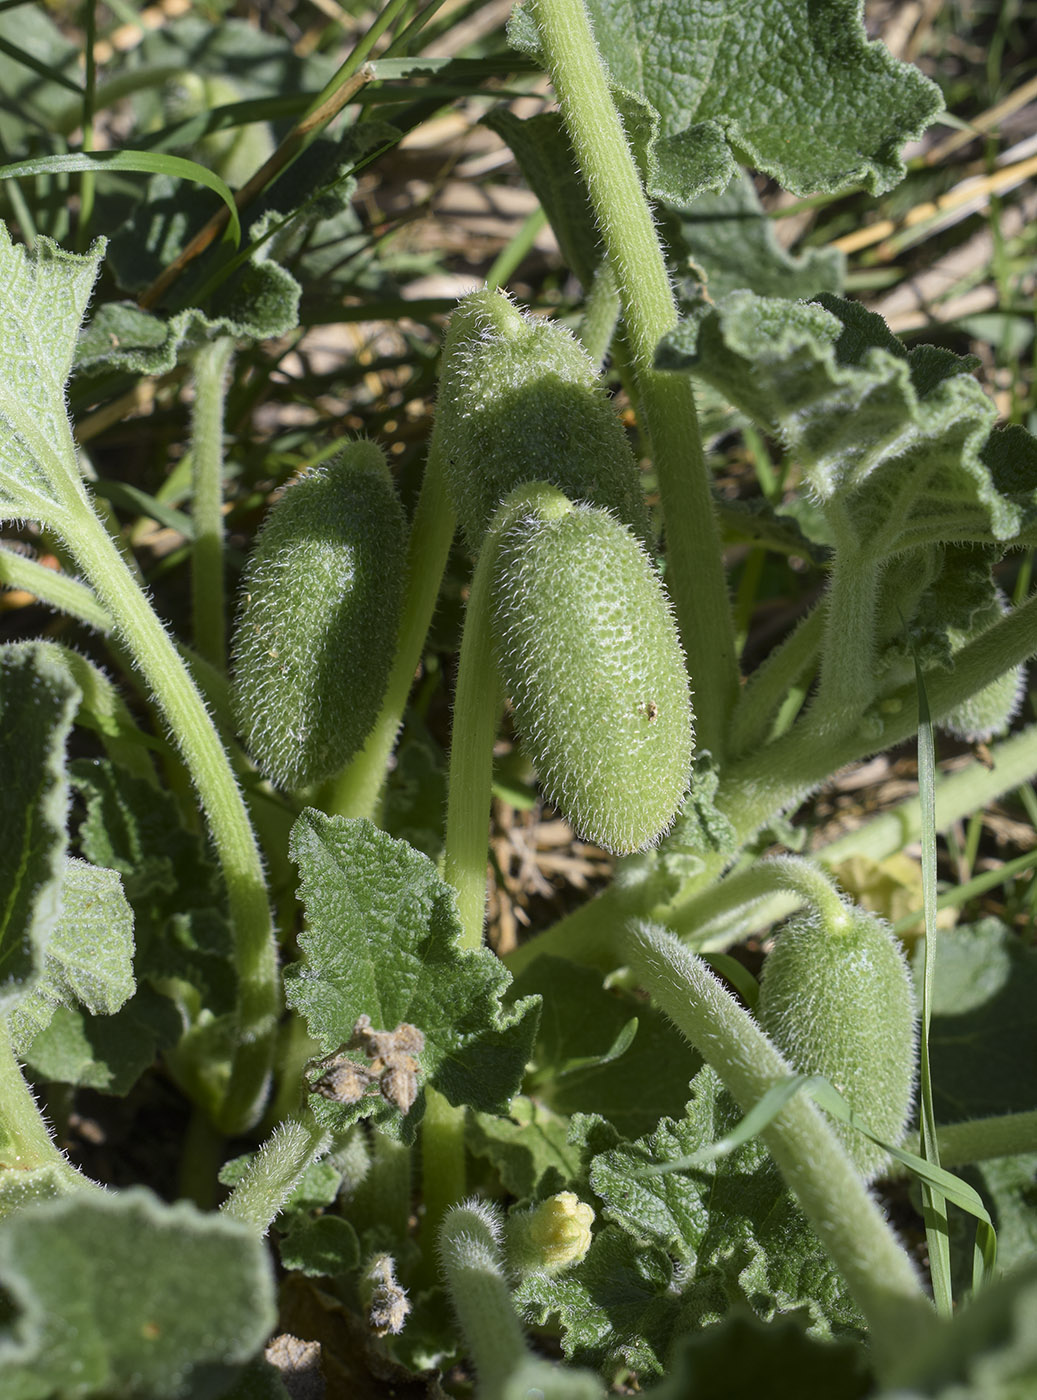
[940, 592, 1024, 743]
[492, 501, 693, 853]
[231, 442, 405, 791]
[437, 289, 651, 551]
[758, 906, 916, 1181]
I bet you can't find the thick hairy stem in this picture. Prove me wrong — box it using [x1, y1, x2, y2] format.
[814, 552, 883, 723]
[528, 0, 737, 760]
[190, 336, 235, 670]
[220, 1112, 329, 1234]
[625, 922, 936, 1382]
[0, 1022, 96, 1195]
[667, 855, 848, 944]
[438, 1200, 528, 1396]
[719, 587, 1037, 846]
[50, 484, 279, 1134]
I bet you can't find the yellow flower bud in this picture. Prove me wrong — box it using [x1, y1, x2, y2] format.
[527, 1193, 595, 1272]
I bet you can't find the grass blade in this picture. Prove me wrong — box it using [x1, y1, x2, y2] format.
[914, 656, 954, 1316]
[0, 151, 241, 247]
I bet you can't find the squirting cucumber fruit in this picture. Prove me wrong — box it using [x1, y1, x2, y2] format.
[492, 499, 693, 854]
[231, 441, 405, 791]
[436, 289, 651, 552]
[757, 905, 916, 1181]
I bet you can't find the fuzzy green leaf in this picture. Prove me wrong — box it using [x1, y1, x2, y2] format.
[0, 225, 103, 521]
[512, 957, 702, 1139]
[278, 1214, 360, 1279]
[79, 127, 396, 375]
[0, 644, 79, 1012]
[283, 813, 540, 1140]
[7, 856, 134, 1052]
[661, 171, 844, 303]
[467, 1097, 582, 1200]
[588, 1067, 862, 1342]
[17, 987, 181, 1095]
[0, 1187, 277, 1400]
[660, 292, 1037, 559]
[516, 1067, 861, 1376]
[515, 1224, 681, 1375]
[510, 0, 941, 203]
[71, 759, 235, 1013]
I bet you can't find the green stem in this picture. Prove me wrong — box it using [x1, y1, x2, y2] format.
[0, 546, 112, 634]
[814, 552, 882, 722]
[625, 922, 936, 1381]
[220, 1111, 329, 1234]
[190, 336, 235, 671]
[76, 0, 97, 251]
[444, 483, 572, 949]
[719, 587, 1037, 846]
[369, 1129, 412, 1243]
[728, 601, 825, 759]
[438, 1199, 528, 1395]
[0, 1022, 94, 1194]
[321, 441, 455, 821]
[49, 482, 279, 1134]
[178, 1104, 225, 1209]
[529, 0, 738, 760]
[418, 1085, 467, 1280]
[668, 855, 848, 945]
[431, 485, 575, 1259]
[898, 1110, 1037, 1171]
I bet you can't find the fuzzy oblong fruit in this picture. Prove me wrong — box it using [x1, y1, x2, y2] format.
[757, 905, 916, 1181]
[231, 441, 405, 791]
[436, 289, 651, 552]
[492, 501, 693, 853]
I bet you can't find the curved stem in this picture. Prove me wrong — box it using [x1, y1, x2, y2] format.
[0, 1022, 95, 1196]
[220, 1110, 329, 1234]
[50, 483, 279, 1134]
[626, 922, 936, 1382]
[322, 442, 456, 821]
[438, 1200, 528, 1395]
[529, 0, 738, 760]
[0, 547, 112, 634]
[668, 855, 849, 944]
